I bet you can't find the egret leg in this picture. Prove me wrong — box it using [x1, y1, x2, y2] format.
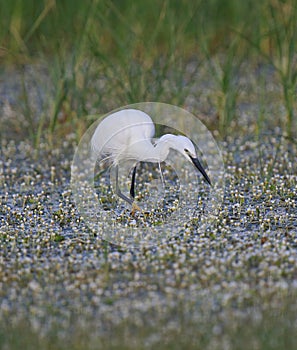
[129, 165, 137, 199]
[158, 162, 165, 189]
[115, 165, 133, 206]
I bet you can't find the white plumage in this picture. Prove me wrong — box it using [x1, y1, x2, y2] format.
[91, 109, 211, 209]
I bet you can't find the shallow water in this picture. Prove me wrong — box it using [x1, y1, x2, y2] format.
[0, 63, 296, 348]
[0, 129, 296, 348]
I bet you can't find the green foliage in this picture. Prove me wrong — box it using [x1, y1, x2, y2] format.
[0, 295, 296, 349]
[0, 0, 296, 140]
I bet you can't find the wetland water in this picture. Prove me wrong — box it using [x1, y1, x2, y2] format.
[0, 65, 296, 349]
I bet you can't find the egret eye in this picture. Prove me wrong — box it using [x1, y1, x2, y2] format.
[184, 149, 189, 154]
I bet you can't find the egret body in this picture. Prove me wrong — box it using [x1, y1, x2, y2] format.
[91, 109, 211, 210]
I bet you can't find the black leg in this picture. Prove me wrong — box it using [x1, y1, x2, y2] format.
[115, 165, 133, 205]
[130, 165, 137, 199]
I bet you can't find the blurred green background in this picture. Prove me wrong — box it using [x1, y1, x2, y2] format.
[0, 2, 296, 349]
[1, 0, 296, 144]
[2, 0, 291, 60]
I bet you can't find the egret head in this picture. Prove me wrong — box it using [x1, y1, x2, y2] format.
[159, 134, 211, 185]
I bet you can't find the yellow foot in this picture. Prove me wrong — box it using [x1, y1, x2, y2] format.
[131, 202, 141, 215]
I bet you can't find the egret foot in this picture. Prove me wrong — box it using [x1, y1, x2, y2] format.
[131, 201, 141, 216]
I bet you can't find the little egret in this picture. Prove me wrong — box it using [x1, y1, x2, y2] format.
[91, 109, 211, 211]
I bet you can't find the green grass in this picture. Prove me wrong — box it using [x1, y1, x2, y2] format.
[1, 294, 296, 350]
[1, 2, 296, 348]
[0, 0, 296, 141]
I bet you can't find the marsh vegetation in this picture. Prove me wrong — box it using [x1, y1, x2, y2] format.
[0, 1, 296, 349]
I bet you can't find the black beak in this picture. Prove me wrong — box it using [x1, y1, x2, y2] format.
[189, 155, 211, 185]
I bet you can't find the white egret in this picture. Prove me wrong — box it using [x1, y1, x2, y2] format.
[91, 109, 211, 211]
